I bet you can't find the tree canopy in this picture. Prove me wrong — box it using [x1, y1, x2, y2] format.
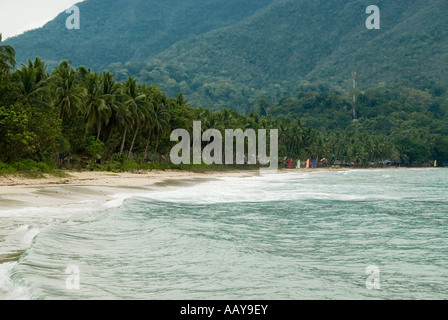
[1, 41, 447, 172]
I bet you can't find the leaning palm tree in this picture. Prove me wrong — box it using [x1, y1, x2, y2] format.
[141, 85, 169, 161]
[84, 72, 107, 138]
[0, 34, 15, 75]
[98, 72, 123, 141]
[103, 81, 130, 145]
[151, 96, 171, 162]
[51, 61, 86, 122]
[142, 105, 155, 161]
[125, 77, 149, 160]
[118, 105, 133, 155]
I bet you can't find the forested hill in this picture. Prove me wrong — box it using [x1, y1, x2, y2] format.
[5, 0, 274, 69]
[114, 0, 447, 111]
[4, 0, 448, 112]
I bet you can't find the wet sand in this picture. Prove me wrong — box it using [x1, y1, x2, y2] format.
[0, 170, 261, 210]
[0, 167, 438, 210]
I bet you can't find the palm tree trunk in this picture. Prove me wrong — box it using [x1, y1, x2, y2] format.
[84, 119, 90, 139]
[128, 125, 139, 160]
[120, 127, 127, 155]
[143, 127, 152, 161]
[107, 126, 114, 143]
[152, 131, 161, 162]
[96, 117, 102, 140]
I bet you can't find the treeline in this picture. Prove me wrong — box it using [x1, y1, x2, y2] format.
[1, 37, 283, 171]
[1, 37, 447, 174]
[0, 57, 183, 169]
[266, 86, 448, 166]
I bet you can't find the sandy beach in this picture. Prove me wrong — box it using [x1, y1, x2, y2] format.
[0, 170, 262, 210]
[0, 167, 437, 210]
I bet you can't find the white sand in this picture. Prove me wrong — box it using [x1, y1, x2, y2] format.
[0, 167, 431, 210]
[0, 170, 260, 210]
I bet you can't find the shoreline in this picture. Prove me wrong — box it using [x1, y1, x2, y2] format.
[0, 166, 443, 191]
[0, 167, 443, 211]
[0, 169, 261, 211]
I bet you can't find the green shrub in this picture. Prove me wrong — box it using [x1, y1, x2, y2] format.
[12, 159, 51, 173]
[120, 161, 140, 172]
[84, 137, 105, 160]
[0, 162, 17, 175]
[0, 159, 53, 177]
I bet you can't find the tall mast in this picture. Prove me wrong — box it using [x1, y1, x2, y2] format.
[352, 72, 357, 121]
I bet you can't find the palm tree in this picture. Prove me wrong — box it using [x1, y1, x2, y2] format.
[12, 58, 51, 108]
[51, 61, 86, 122]
[0, 34, 15, 75]
[118, 106, 133, 155]
[98, 72, 123, 141]
[151, 96, 170, 162]
[99, 81, 131, 149]
[141, 85, 170, 162]
[142, 108, 155, 161]
[84, 72, 107, 138]
[279, 119, 305, 158]
[124, 77, 149, 160]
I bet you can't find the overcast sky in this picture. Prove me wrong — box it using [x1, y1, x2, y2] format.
[0, 0, 84, 40]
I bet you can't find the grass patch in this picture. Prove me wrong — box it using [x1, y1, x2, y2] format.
[48, 169, 71, 178]
[0, 160, 67, 178]
[84, 160, 263, 173]
[0, 159, 264, 180]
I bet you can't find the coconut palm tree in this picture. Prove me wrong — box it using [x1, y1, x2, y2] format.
[51, 61, 86, 122]
[279, 119, 305, 158]
[143, 85, 169, 161]
[151, 97, 170, 162]
[118, 106, 133, 155]
[98, 82, 129, 149]
[142, 103, 155, 161]
[123, 77, 149, 160]
[12, 57, 51, 108]
[98, 72, 123, 141]
[141, 85, 170, 161]
[0, 34, 15, 75]
[84, 73, 107, 138]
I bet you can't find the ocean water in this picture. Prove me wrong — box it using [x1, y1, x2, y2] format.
[0, 169, 447, 300]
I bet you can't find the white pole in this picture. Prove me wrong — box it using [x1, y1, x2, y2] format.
[352, 72, 357, 121]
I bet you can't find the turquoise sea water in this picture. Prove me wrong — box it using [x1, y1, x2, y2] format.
[1, 169, 447, 300]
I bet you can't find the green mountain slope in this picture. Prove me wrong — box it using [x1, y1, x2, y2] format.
[5, 0, 274, 69]
[4, 0, 448, 113]
[110, 0, 448, 110]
